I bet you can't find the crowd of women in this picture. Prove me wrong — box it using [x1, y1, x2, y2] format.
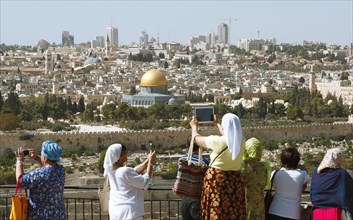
[14, 112, 352, 220]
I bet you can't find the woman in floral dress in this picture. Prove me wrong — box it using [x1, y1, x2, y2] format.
[190, 113, 246, 220]
[15, 140, 65, 220]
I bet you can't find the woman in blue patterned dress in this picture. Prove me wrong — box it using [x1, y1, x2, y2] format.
[15, 140, 66, 220]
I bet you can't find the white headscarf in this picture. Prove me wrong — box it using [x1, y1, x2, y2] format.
[103, 144, 122, 177]
[221, 113, 243, 160]
[317, 147, 343, 174]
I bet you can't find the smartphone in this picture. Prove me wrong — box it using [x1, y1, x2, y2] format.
[23, 150, 29, 156]
[194, 107, 214, 124]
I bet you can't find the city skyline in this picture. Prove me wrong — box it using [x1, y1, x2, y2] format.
[1, 0, 352, 46]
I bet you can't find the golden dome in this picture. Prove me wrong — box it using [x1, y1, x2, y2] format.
[140, 69, 168, 86]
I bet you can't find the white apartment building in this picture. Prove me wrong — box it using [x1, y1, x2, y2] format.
[96, 36, 105, 48]
[237, 38, 276, 51]
[218, 23, 228, 44]
[106, 26, 119, 49]
[189, 35, 206, 47]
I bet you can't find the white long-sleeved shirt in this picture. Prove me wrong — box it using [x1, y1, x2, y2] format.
[108, 167, 150, 220]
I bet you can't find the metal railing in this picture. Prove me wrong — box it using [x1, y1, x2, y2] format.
[0, 185, 182, 220]
[1, 185, 312, 220]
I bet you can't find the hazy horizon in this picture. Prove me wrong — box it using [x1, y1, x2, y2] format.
[1, 0, 352, 47]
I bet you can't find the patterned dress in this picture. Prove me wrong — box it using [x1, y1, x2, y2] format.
[21, 165, 66, 220]
[201, 167, 246, 220]
[243, 160, 268, 220]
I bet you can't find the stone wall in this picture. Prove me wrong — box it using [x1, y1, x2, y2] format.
[0, 123, 352, 154]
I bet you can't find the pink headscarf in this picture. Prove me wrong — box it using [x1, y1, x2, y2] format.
[317, 148, 343, 174]
[221, 113, 243, 160]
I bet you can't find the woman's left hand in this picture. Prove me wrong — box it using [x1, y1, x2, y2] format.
[190, 116, 198, 128]
[15, 148, 25, 162]
[148, 151, 157, 165]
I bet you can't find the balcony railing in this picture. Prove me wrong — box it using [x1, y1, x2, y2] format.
[0, 185, 312, 220]
[0, 185, 182, 220]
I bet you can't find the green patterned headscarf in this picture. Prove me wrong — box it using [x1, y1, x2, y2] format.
[244, 137, 263, 162]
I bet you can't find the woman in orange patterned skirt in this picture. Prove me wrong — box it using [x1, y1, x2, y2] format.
[190, 113, 246, 220]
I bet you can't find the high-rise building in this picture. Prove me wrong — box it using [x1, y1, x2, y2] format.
[140, 31, 149, 45]
[96, 36, 105, 48]
[218, 23, 228, 44]
[62, 31, 74, 47]
[106, 27, 119, 50]
[91, 40, 99, 48]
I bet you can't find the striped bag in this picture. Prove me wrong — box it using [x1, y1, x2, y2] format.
[172, 136, 207, 199]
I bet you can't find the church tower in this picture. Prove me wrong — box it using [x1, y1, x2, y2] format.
[45, 50, 53, 74]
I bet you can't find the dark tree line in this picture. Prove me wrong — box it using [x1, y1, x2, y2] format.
[128, 52, 154, 62]
[0, 86, 351, 131]
[0, 92, 85, 131]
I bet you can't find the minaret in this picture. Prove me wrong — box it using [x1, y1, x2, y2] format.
[309, 66, 316, 93]
[106, 34, 110, 56]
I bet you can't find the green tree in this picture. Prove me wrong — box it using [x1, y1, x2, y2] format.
[82, 106, 94, 122]
[335, 96, 344, 117]
[102, 103, 117, 121]
[78, 96, 85, 113]
[3, 92, 22, 115]
[72, 101, 78, 114]
[255, 97, 267, 119]
[2, 148, 15, 159]
[299, 77, 305, 84]
[274, 103, 286, 116]
[129, 86, 137, 95]
[164, 61, 169, 69]
[66, 96, 73, 113]
[158, 53, 165, 59]
[40, 93, 49, 120]
[97, 150, 106, 173]
[286, 105, 304, 120]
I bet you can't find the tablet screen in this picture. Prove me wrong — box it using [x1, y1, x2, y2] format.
[194, 107, 214, 123]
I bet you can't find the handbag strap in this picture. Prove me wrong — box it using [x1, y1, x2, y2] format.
[209, 146, 227, 167]
[269, 170, 279, 192]
[15, 175, 28, 197]
[103, 176, 109, 189]
[15, 175, 22, 195]
[187, 135, 203, 166]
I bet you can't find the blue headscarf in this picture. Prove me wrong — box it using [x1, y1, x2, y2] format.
[41, 140, 63, 162]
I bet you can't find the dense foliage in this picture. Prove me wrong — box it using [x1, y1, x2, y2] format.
[0, 86, 350, 132]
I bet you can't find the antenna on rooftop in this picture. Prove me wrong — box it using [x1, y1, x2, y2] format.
[257, 30, 260, 39]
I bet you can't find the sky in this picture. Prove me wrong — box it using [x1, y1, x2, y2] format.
[1, 0, 352, 46]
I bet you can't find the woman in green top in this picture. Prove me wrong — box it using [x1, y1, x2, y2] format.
[190, 113, 246, 220]
[243, 137, 270, 220]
